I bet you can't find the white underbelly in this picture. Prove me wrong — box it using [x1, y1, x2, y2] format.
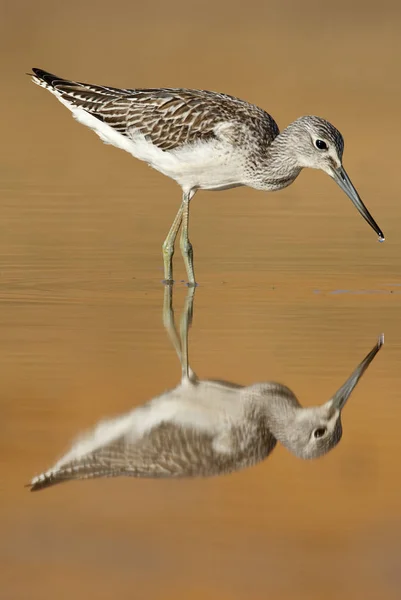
[165, 142, 245, 191]
[70, 107, 245, 192]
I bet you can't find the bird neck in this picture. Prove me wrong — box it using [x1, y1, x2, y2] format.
[249, 383, 301, 441]
[252, 127, 303, 191]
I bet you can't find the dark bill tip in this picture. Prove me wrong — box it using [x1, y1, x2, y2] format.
[332, 167, 385, 242]
[331, 333, 384, 410]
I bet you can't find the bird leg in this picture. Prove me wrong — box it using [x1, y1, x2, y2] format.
[162, 202, 184, 284]
[162, 284, 197, 382]
[180, 191, 196, 286]
[162, 284, 181, 361]
[179, 285, 196, 381]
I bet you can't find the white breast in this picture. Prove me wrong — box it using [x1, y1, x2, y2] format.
[66, 105, 246, 193]
[50, 379, 247, 470]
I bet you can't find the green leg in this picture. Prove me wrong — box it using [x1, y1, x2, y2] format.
[162, 284, 197, 382]
[180, 191, 196, 286]
[162, 202, 184, 284]
[162, 284, 182, 362]
[179, 285, 196, 381]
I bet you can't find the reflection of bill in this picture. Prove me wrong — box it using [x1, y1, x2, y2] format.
[30, 68, 384, 287]
[29, 287, 384, 491]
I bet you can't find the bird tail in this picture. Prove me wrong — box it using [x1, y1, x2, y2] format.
[27, 471, 64, 492]
[27, 462, 121, 492]
[28, 66, 132, 123]
[29, 68, 67, 91]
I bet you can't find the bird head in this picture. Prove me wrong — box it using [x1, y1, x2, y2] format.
[289, 115, 384, 242]
[278, 334, 384, 459]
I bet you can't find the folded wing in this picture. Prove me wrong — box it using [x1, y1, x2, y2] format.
[31, 68, 279, 152]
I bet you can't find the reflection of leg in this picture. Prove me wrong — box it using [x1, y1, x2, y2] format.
[180, 286, 197, 382]
[180, 191, 196, 286]
[162, 285, 197, 382]
[162, 284, 182, 363]
[162, 201, 184, 284]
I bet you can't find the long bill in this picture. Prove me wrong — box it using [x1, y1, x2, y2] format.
[331, 334, 384, 410]
[331, 166, 385, 242]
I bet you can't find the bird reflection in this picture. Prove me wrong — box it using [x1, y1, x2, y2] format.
[29, 288, 384, 491]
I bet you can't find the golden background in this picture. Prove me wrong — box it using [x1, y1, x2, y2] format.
[1, 1, 400, 598]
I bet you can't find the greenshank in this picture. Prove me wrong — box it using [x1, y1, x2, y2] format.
[30, 68, 385, 286]
[28, 288, 384, 491]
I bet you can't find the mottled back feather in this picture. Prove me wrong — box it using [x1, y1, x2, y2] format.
[31, 68, 280, 152]
[30, 411, 276, 491]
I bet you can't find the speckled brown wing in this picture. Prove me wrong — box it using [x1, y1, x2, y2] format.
[98, 89, 281, 152]
[31, 69, 280, 152]
[29, 418, 276, 491]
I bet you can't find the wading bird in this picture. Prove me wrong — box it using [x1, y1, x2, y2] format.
[29, 287, 384, 491]
[30, 69, 384, 286]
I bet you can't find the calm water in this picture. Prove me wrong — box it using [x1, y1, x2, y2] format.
[2, 1, 401, 598]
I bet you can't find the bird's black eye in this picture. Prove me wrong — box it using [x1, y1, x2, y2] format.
[315, 139, 328, 151]
[313, 427, 327, 439]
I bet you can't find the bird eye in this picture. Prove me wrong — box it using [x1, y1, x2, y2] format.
[315, 139, 328, 151]
[313, 427, 327, 439]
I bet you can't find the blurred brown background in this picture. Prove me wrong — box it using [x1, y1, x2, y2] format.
[1, 1, 401, 599]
